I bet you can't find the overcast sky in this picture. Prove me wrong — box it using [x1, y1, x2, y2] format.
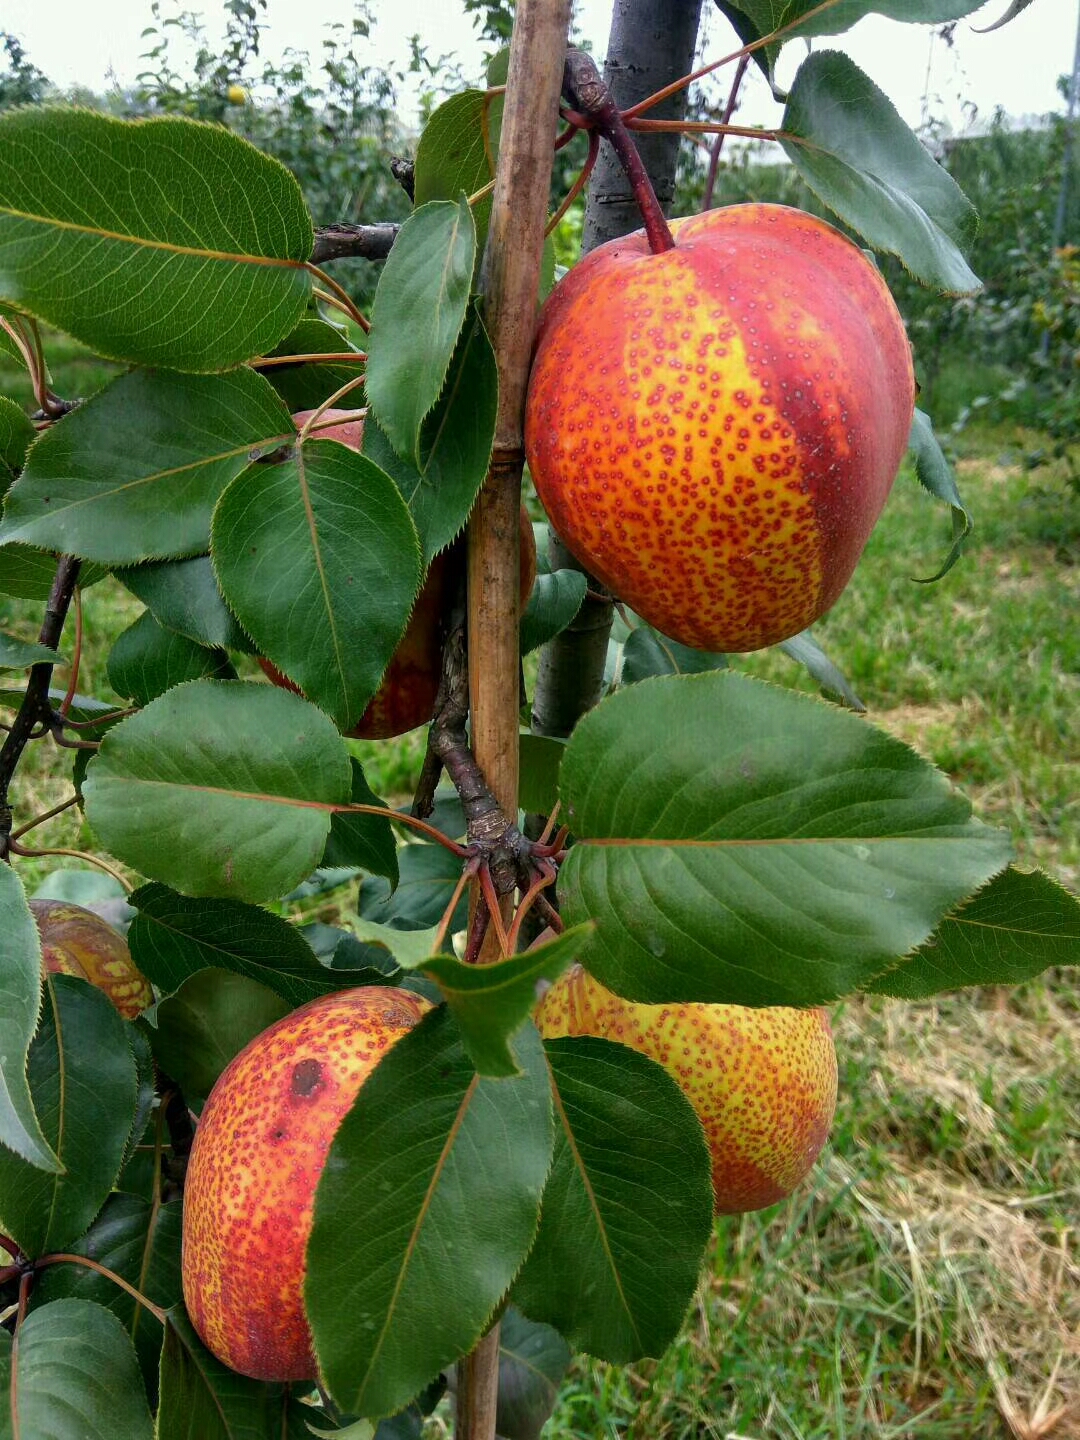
[4, 0, 1077, 137]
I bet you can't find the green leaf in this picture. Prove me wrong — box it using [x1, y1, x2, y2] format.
[322, 759, 399, 885]
[364, 198, 476, 466]
[157, 1305, 293, 1440]
[307, 1010, 553, 1418]
[0, 544, 77, 600]
[908, 408, 972, 582]
[358, 843, 470, 932]
[777, 629, 865, 711]
[0, 631, 62, 669]
[262, 317, 366, 414]
[0, 367, 295, 564]
[780, 52, 980, 293]
[121, 554, 256, 652]
[0, 863, 59, 1172]
[350, 921, 444, 973]
[82, 680, 352, 903]
[495, 1307, 572, 1440]
[108, 609, 235, 705]
[519, 570, 586, 656]
[212, 443, 422, 732]
[149, 968, 290, 1105]
[0, 108, 312, 371]
[0, 1298, 153, 1438]
[32, 1192, 183, 1393]
[518, 733, 566, 817]
[865, 867, 1080, 999]
[413, 88, 504, 283]
[514, 1036, 713, 1362]
[716, 0, 990, 74]
[414, 90, 501, 210]
[621, 626, 727, 685]
[128, 882, 342, 1005]
[32, 869, 127, 905]
[422, 926, 591, 1078]
[308, 1421, 375, 1440]
[361, 306, 497, 564]
[0, 685, 115, 728]
[119, 1023, 158, 1180]
[556, 671, 1013, 1006]
[0, 975, 137, 1256]
[973, 0, 1037, 32]
[0, 394, 34, 486]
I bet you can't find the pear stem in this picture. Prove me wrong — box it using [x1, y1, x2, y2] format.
[561, 49, 676, 255]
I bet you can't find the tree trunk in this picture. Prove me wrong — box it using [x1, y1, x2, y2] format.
[530, 0, 704, 741]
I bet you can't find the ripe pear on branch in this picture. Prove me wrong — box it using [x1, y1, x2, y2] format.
[31, 897, 151, 1020]
[535, 960, 837, 1214]
[181, 985, 433, 1381]
[525, 201, 914, 655]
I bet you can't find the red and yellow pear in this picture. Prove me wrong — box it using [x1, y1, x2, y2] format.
[525, 203, 915, 653]
[181, 985, 433, 1381]
[259, 408, 538, 738]
[31, 897, 151, 1020]
[535, 962, 837, 1214]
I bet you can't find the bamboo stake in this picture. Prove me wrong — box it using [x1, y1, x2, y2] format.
[467, 0, 572, 939]
[459, 0, 573, 1436]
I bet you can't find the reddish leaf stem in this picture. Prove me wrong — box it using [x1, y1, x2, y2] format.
[252, 351, 367, 369]
[620, 0, 845, 123]
[11, 793, 80, 840]
[545, 128, 600, 237]
[628, 118, 782, 142]
[336, 802, 472, 856]
[305, 264, 370, 332]
[703, 53, 750, 210]
[6, 841, 132, 891]
[35, 1253, 167, 1324]
[432, 856, 479, 955]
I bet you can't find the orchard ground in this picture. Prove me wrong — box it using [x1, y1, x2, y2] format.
[2, 340, 1077, 1437]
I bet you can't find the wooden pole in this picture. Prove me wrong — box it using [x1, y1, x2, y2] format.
[459, 0, 572, 1436]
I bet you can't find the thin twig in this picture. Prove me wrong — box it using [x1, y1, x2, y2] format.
[627, 117, 781, 141]
[703, 53, 750, 209]
[310, 222, 400, 265]
[0, 556, 81, 856]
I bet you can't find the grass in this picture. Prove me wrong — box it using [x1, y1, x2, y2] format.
[2, 338, 1078, 1437]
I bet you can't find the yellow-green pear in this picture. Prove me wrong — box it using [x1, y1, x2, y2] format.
[535, 962, 837, 1214]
